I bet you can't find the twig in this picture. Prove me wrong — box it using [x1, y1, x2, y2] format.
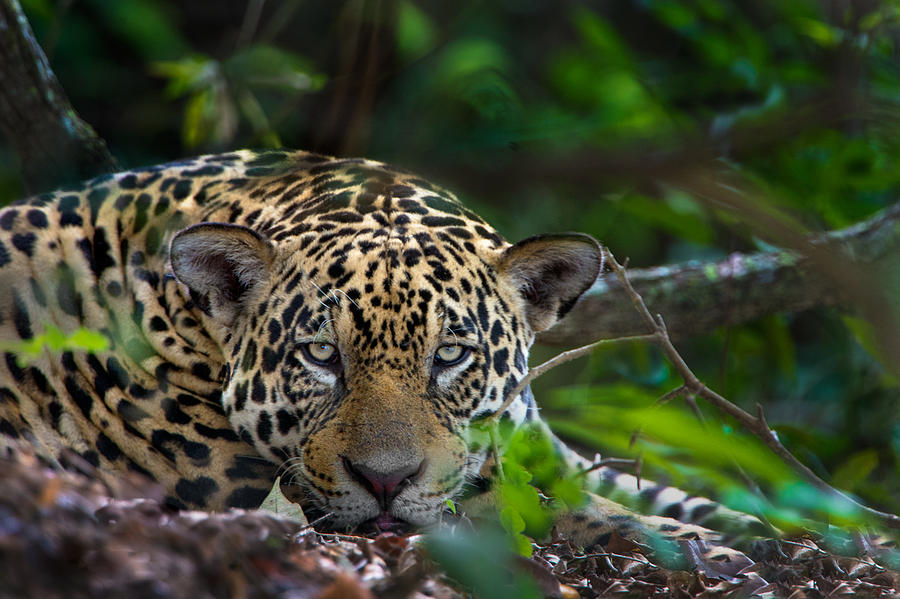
[683, 395, 705, 424]
[489, 333, 657, 423]
[655, 385, 690, 405]
[571, 551, 657, 564]
[653, 386, 704, 441]
[658, 376, 768, 522]
[606, 249, 900, 531]
[578, 457, 639, 476]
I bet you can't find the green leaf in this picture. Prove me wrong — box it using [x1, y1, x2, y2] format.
[572, 6, 634, 63]
[235, 88, 282, 148]
[154, 45, 323, 149]
[550, 477, 587, 509]
[151, 55, 219, 98]
[436, 38, 509, 82]
[0, 325, 110, 366]
[831, 449, 879, 493]
[796, 17, 844, 47]
[650, 0, 698, 32]
[512, 532, 533, 557]
[225, 45, 325, 93]
[618, 192, 713, 245]
[548, 386, 796, 488]
[396, 1, 437, 61]
[19, 0, 54, 20]
[444, 498, 457, 514]
[64, 328, 109, 353]
[500, 505, 525, 536]
[85, 0, 189, 60]
[425, 528, 540, 599]
[775, 481, 863, 523]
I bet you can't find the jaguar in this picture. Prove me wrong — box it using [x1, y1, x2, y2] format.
[0, 149, 758, 558]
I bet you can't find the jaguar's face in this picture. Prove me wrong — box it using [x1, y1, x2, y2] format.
[170, 213, 602, 531]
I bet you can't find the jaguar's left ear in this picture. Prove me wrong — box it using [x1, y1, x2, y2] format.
[498, 233, 603, 333]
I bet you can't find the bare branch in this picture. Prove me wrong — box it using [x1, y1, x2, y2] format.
[490, 333, 657, 422]
[539, 202, 900, 347]
[606, 249, 900, 531]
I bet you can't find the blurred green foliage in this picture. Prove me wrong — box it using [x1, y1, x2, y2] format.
[152, 46, 324, 148]
[425, 526, 541, 599]
[3, 0, 900, 567]
[469, 420, 590, 557]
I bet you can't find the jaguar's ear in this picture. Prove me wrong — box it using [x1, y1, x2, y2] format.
[499, 233, 603, 333]
[170, 223, 274, 324]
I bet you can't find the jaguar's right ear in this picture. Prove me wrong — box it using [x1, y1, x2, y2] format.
[170, 223, 274, 325]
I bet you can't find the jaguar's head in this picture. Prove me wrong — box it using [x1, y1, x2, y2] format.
[169, 200, 601, 531]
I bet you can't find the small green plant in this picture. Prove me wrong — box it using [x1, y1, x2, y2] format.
[1, 325, 109, 366]
[443, 498, 457, 514]
[466, 420, 589, 557]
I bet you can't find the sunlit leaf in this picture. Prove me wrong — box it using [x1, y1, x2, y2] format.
[396, 1, 437, 61]
[550, 477, 587, 509]
[151, 55, 219, 98]
[444, 498, 457, 514]
[796, 16, 844, 47]
[1, 325, 110, 366]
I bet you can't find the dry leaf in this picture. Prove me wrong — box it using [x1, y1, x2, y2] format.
[259, 475, 308, 525]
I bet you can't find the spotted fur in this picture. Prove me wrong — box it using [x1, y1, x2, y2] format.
[0, 150, 759, 560]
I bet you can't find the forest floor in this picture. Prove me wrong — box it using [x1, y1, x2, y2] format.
[1, 447, 898, 599]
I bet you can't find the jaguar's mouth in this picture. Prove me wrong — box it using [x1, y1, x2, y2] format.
[358, 511, 413, 535]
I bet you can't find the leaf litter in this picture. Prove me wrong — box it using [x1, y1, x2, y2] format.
[0, 445, 898, 598]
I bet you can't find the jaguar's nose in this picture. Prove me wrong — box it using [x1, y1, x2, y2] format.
[341, 456, 426, 509]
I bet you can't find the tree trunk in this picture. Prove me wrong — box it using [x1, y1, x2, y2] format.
[0, 0, 117, 195]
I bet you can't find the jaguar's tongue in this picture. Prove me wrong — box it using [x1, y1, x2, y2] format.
[373, 511, 407, 533]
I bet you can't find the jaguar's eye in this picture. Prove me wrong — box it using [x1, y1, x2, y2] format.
[303, 342, 339, 365]
[434, 344, 469, 366]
